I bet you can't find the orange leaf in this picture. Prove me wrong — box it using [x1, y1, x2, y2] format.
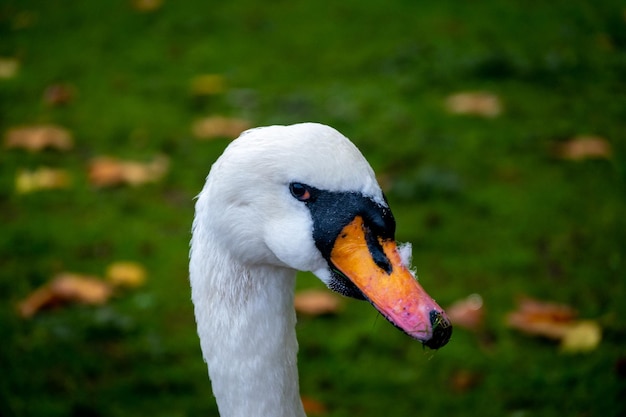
[5, 124, 73, 152]
[19, 273, 112, 318]
[506, 297, 601, 352]
[88, 155, 169, 187]
[294, 289, 342, 316]
[43, 83, 76, 106]
[15, 167, 72, 193]
[446, 293, 484, 330]
[192, 116, 251, 140]
[445, 91, 503, 118]
[301, 396, 327, 415]
[131, 0, 163, 12]
[554, 136, 612, 161]
[106, 261, 147, 288]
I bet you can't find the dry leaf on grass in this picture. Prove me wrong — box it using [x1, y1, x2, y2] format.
[5, 124, 73, 152]
[506, 297, 601, 353]
[88, 155, 169, 187]
[294, 289, 342, 316]
[445, 91, 503, 118]
[43, 83, 76, 106]
[446, 293, 484, 330]
[554, 136, 612, 161]
[18, 273, 112, 318]
[131, 0, 163, 12]
[191, 74, 226, 95]
[192, 116, 251, 140]
[301, 396, 327, 415]
[0, 57, 19, 79]
[15, 167, 72, 193]
[106, 261, 147, 288]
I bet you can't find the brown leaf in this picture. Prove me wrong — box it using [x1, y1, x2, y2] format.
[0, 57, 19, 79]
[192, 116, 251, 140]
[18, 273, 112, 318]
[88, 155, 169, 187]
[554, 136, 612, 161]
[301, 396, 327, 415]
[106, 261, 147, 288]
[131, 0, 163, 12]
[43, 83, 76, 106]
[446, 293, 484, 330]
[506, 297, 602, 352]
[294, 289, 342, 316]
[445, 91, 503, 118]
[15, 167, 72, 193]
[5, 125, 73, 152]
[449, 369, 482, 393]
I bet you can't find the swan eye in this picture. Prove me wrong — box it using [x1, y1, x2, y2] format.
[289, 182, 311, 202]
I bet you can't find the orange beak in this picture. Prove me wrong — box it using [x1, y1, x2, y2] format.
[330, 216, 452, 348]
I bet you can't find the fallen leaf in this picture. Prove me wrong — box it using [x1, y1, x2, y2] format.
[106, 261, 147, 288]
[294, 289, 342, 316]
[88, 155, 169, 187]
[449, 369, 482, 393]
[554, 136, 612, 161]
[192, 116, 251, 140]
[506, 297, 602, 352]
[446, 293, 484, 330]
[445, 91, 503, 118]
[301, 396, 327, 415]
[43, 83, 76, 106]
[18, 273, 112, 318]
[131, 0, 163, 12]
[4, 124, 73, 152]
[15, 167, 72, 193]
[560, 320, 602, 353]
[0, 57, 19, 79]
[191, 74, 226, 95]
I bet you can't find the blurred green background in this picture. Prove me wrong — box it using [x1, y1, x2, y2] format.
[1, 1, 625, 416]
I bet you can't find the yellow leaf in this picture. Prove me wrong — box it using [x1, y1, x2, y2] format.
[106, 261, 147, 288]
[15, 167, 72, 193]
[560, 320, 602, 353]
[0, 57, 19, 79]
[190, 74, 226, 95]
[192, 116, 251, 140]
[5, 124, 73, 152]
[445, 91, 503, 118]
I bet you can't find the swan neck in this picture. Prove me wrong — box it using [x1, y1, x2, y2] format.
[190, 245, 305, 417]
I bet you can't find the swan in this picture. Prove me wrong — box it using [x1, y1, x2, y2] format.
[190, 123, 452, 417]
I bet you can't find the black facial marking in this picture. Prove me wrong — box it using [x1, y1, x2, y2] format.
[289, 182, 396, 299]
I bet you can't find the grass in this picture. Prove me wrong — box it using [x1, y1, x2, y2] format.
[1, 0, 625, 416]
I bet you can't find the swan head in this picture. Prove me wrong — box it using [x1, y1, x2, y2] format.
[195, 123, 451, 349]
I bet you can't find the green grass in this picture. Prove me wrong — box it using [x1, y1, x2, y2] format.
[1, 1, 625, 416]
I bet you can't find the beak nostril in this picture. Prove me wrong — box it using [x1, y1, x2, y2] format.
[424, 310, 453, 349]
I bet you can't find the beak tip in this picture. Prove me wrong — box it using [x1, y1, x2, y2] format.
[422, 309, 453, 349]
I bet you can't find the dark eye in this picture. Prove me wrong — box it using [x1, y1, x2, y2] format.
[289, 182, 311, 202]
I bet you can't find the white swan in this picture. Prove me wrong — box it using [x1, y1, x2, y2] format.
[190, 123, 451, 417]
